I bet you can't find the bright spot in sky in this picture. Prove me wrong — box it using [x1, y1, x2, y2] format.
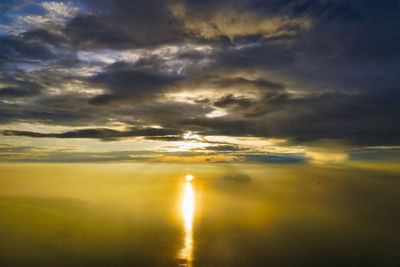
[206, 109, 227, 118]
[183, 131, 203, 141]
[186, 174, 194, 181]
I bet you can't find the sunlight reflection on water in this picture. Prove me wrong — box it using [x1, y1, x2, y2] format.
[178, 181, 195, 266]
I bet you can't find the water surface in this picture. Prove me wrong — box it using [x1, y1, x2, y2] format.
[0, 163, 399, 266]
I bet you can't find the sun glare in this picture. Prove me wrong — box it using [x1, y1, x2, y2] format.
[178, 175, 195, 265]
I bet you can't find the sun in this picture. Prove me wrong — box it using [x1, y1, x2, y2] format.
[185, 174, 194, 181]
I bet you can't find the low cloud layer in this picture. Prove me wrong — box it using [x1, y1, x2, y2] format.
[2, 127, 183, 141]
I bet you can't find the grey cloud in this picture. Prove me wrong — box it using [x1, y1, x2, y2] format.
[203, 144, 246, 152]
[0, 143, 34, 153]
[21, 29, 67, 48]
[180, 88, 400, 146]
[88, 61, 182, 104]
[349, 147, 400, 163]
[0, 86, 37, 97]
[2, 127, 183, 141]
[194, 98, 210, 104]
[0, 82, 42, 97]
[0, 0, 399, 155]
[0, 35, 55, 65]
[213, 94, 254, 109]
[65, 0, 184, 49]
[88, 94, 119, 105]
[0, 142, 306, 163]
[181, 118, 259, 137]
[238, 154, 304, 164]
[0, 146, 227, 163]
[144, 136, 185, 142]
[215, 77, 284, 91]
[0, 147, 156, 163]
[64, 14, 134, 49]
[127, 101, 212, 126]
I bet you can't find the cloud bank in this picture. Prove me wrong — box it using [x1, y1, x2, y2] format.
[0, 0, 399, 163]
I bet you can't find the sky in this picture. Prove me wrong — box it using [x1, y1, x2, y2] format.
[0, 0, 399, 164]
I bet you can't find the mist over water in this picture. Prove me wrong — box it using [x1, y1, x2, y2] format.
[0, 163, 399, 266]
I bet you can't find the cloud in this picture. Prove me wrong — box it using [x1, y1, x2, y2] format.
[64, 0, 183, 49]
[87, 61, 183, 104]
[2, 127, 183, 141]
[203, 144, 246, 152]
[306, 151, 349, 164]
[0, 81, 42, 97]
[63, 14, 134, 49]
[213, 94, 254, 109]
[214, 77, 284, 91]
[0, 35, 55, 65]
[144, 136, 185, 141]
[180, 88, 400, 147]
[2, 1, 78, 35]
[238, 154, 304, 164]
[349, 146, 400, 163]
[150, 154, 234, 163]
[170, 2, 311, 41]
[40, 1, 78, 18]
[87, 94, 118, 105]
[0, 0, 399, 163]
[0, 146, 156, 162]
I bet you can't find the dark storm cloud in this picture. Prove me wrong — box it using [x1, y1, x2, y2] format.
[181, 88, 400, 146]
[238, 154, 304, 164]
[21, 29, 67, 48]
[0, 91, 211, 127]
[349, 147, 400, 163]
[213, 94, 254, 109]
[181, 118, 258, 137]
[126, 101, 212, 126]
[203, 144, 246, 152]
[64, 14, 132, 49]
[88, 61, 182, 104]
[2, 127, 183, 141]
[56, 0, 312, 49]
[0, 103, 99, 125]
[0, 80, 42, 97]
[0, 0, 399, 157]
[292, 0, 400, 62]
[197, 1, 400, 94]
[0, 86, 38, 97]
[65, 0, 184, 49]
[237, 153, 306, 164]
[88, 94, 119, 105]
[144, 136, 185, 141]
[0, 92, 110, 126]
[215, 77, 284, 91]
[0, 35, 55, 65]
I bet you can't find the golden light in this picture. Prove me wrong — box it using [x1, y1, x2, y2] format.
[185, 174, 194, 181]
[183, 131, 203, 141]
[205, 109, 227, 118]
[178, 176, 195, 266]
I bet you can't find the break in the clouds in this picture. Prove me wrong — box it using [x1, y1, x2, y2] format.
[0, 0, 399, 163]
